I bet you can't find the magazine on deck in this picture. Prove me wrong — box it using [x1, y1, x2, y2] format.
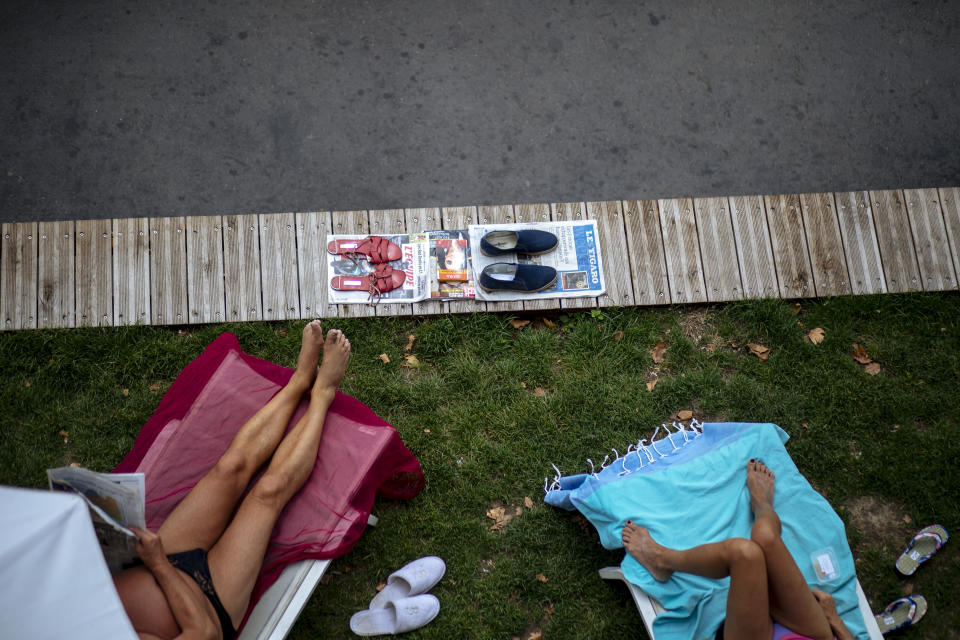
[469, 220, 605, 301]
[47, 466, 146, 573]
[427, 229, 476, 300]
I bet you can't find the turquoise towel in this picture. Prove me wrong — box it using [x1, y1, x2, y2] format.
[547, 422, 868, 640]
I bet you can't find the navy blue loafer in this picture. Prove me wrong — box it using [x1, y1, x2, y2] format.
[480, 229, 559, 257]
[478, 262, 558, 293]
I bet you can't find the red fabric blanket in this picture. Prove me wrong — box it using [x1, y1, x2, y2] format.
[114, 332, 424, 614]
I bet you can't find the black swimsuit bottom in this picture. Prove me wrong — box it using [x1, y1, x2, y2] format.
[166, 548, 238, 640]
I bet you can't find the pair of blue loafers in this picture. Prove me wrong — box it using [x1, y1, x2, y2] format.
[478, 229, 559, 293]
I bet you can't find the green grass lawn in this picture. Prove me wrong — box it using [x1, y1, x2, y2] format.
[1, 293, 957, 639]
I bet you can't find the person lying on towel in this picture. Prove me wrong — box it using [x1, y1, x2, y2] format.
[113, 321, 351, 640]
[622, 460, 854, 640]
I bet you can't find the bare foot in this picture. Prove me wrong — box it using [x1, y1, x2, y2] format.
[746, 459, 776, 516]
[312, 329, 351, 400]
[622, 521, 674, 581]
[291, 320, 325, 388]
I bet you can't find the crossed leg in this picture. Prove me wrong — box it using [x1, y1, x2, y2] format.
[156, 320, 328, 555]
[621, 460, 833, 640]
[206, 327, 352, 629]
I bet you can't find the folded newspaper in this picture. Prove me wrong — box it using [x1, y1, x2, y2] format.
[469, 220, 605, 301]
[47, 466, 146, 573]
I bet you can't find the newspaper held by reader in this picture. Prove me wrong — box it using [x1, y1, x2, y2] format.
[47, 466, 146, 573]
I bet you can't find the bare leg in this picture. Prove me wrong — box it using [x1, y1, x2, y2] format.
[157, 320, 326, 553]
[746, 460, 833, 640]
[207, 329, 351, 627]
[622, 522, 773, 639]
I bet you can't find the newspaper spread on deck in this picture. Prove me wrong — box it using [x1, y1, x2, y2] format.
[326, 233, 430, 304]
[469, 220, 605, 301]
[47, 466, 146, 573]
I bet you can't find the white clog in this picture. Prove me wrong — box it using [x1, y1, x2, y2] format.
[369, 556, 446, 609]
[350, 594, 441, 636]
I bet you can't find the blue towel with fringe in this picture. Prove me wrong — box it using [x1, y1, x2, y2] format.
[545, 422, 869, 640]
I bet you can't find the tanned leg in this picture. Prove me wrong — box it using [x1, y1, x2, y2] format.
[207, 328, 351, 628]
[622, 522, 773, 640]
[157, 320, 326, 553]
[746, 460, 833, 640]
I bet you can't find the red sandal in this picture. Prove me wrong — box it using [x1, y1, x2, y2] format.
[330, 263, 406, 303]
[327, 235, 402, 263]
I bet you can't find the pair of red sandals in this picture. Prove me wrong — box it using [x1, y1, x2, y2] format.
[328, 236, 405, 302]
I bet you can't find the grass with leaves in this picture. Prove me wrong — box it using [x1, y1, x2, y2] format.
[1, 293, 958, 639]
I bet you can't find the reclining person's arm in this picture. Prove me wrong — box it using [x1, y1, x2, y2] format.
[131, 527, 219, 640]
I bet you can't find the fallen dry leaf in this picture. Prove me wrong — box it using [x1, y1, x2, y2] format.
[379, 353, 390, 364]
[792, 303, 802, 315]
[524, 496, 534, 509]
[532, 387, 547, 397]
[487, 502, 523, 531]
[677, 410, 693, 421]
[851, 343, 873, 364]
[402, 354, 420, 368]
[748, 343, 770, 361]
[535, 574, 549, 583]
[277, 329, 287, 337]
[646, 379, 658, 392]
[651, 341, 667, 363]
[613, 330, 625, 342]
[149, 382, 162, 392]
[58, 429, 69, 443]
[24, 380, 31, 387]
[121, 388, 130, 396]
[705, 342, 717, 352]
[864, 362, 883, 375]
[376, 582, 387, 592]
[542, 317, 556, 329]
[509, 318, 531, 329]
[423, 429, 431, 433]
[404, 334, 416, 351]
[807, 327, 825, 345]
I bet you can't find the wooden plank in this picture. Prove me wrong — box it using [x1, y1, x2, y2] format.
[37, 220, 75, 328]
[441, 206, 482, 314]
[1, 221, 38, 330]
[407, 207, 447, 316]
[185, 216, 226, 324]
[799, 192, 851, 296]
[515, 203, 559, 312]
[369, 209, 412, 317]
[478, 205, 525, 313]
[149, 217, 188, 325]
[330, 210, 373, 318]
[833, 191, 886, 295]
[296, 211, 332, 319]
[693, 197, 742, 302]
[869, 190, 922, 293]
[588, 200, 634, 308]
[658, 197, 707, 303]
[553, 202, 595, 310]
[904, 188, 957, 291]
[259, 213, 301, 321]
[939, 187, 960, 284]
[622, 200, 670, 305]
[75, 219, 113, 327]
[112, 218, 150, 326]
[728, 195, 778, 299]
[764, 194, 814, 298]
[223, 214, 262, 322]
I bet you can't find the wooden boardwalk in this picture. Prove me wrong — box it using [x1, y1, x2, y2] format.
[2, 188, 958, 330]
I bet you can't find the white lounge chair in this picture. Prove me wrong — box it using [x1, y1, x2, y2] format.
[598, 566, 884, 640]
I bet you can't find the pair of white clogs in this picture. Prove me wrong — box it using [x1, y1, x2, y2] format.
[349, 556, 446, 636]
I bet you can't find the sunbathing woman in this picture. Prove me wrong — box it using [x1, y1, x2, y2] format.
[113, 321, 351, 640]
[621, 460, 854, 640]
